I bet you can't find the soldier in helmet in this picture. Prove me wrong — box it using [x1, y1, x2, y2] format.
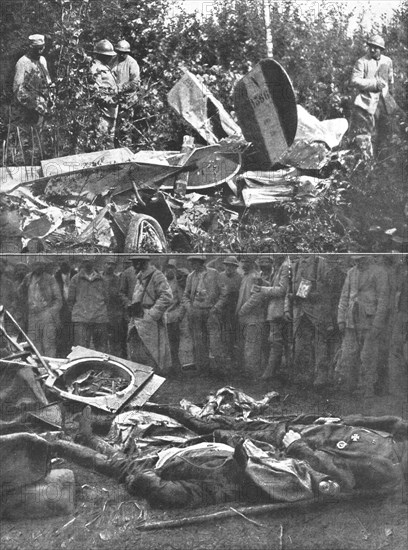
[90, 39, 119, 146]
[350, 34, 396, 155]
[111, 39, 140, 146]
[112, 40, 140, 106]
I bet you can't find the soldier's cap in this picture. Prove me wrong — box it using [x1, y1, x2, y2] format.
[129, 254, 150, 261]
[187, 255, 206, 262]
[167, 259, 178, 268]
[223, 255, 239, 266]
[106, 258, 117, 264]
[29, 34, 45, 46]
[258, 256, 273, 266]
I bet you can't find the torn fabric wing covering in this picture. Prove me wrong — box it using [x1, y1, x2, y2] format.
[167, 70, 242, 144]
[108, 410, 197, 452]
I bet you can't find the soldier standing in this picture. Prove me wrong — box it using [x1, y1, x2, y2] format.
[337, 255, 389, 399]
[164, 260, 186, 375]
[111, 39, 140, 145]
[350, 34, 397, 154]
[290, 255, 333, 389]
[68, 258, 109, 353]
[236, 257, 268, 379]
[103, 259, 124, 357]
[183, 256, 227, 376]
[13, 34, 52, 127]
[218, 256, 242, 373]
[254, 256, 291, 384]
[127, 256, 172, 374]
[90, 39, 119, 146]
[18, 260, 61, 357]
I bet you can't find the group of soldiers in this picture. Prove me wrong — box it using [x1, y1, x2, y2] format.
[11, 32, 398, 155]
[12, 34, 140, 145]
[0, 254, 406, 400]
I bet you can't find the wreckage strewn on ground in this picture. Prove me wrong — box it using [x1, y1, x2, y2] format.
[0, 306, 407, 526]
[1, 60, 350, 253]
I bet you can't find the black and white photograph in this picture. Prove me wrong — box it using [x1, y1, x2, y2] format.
[0, 0, 408, 549]
[0, 0, 407, 254]
[0, 252, 407, 548]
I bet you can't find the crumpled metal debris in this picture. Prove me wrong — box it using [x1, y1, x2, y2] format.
[46, 347, 164, 414]
[0, 65, 350, 251]
[168, 70, 242, 144]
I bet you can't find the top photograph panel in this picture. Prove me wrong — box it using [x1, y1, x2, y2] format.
[0, 0, 406, 254]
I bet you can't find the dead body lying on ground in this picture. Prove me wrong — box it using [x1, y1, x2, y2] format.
[66, 405, 407, 509]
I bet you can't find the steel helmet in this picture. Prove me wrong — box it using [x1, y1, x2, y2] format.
[367, 34, 385, 50]
[93, 39, 116, 56]
[115, 39, 131, 53]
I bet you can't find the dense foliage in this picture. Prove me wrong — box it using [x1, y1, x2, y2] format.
[0, 0, 407, 252]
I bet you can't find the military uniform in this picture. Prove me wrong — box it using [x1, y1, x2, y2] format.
[90, 58, 119, 144]
[183, 266, 227, 374]
[13, 54, 52, 126]
[217, 270, 242, 368]
[19, 271, 62, 357]
[236, 269, 268, 377]
[389, 260, 408, 397]
[258, 258, 291, 382]
[128, 265, 172, 373]
[103, 271, 125, 357]
[290, 256, 333, 387]
[350, 49, 396, 152]
[165, 275, 186, 372]
[337, 261, 389, 396]
[68, 269, 109, 353]
[124, 414, 406, 508]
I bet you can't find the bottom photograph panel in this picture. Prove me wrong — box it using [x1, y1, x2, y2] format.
[0, 253, 407, 550]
